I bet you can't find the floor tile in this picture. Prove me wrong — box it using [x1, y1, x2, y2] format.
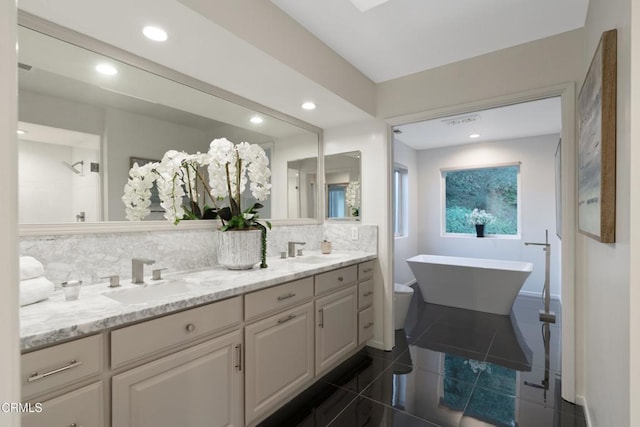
[261, 293, 586, 426]
[360, 362, 476, 426]
[320, 351, 392, 394]
[258, 383, 357, 427]
[327, 396, 439, 427]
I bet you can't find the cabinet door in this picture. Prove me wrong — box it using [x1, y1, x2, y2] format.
[112, 330, 243, 427]
[22, 381, 103, 427]
[315, 286, 358, 375]
[244, 302, 314, 425]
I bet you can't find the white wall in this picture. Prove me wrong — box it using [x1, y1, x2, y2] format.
[18, 140, 73, 222]
[377, 29, 584, 119]
[393, 140, 419, 286]
[581, 0, 633, 425]
[270, 132, 318, 219]
[416, 135, 561, 298]
[105, 107, 210, 220]
[0, 0, 20, 424]
[325, 120, 392, 350]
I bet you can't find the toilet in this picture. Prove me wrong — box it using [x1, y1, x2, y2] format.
[394, 283, 415, 330]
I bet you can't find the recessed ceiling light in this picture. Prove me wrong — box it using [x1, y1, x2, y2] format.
[143, 26, 168, 42]
[96, 63, 118, 76]
[250, 116, 264, 124]
[301, 101, 316, 110]
[469, 133, 481, 139]
[17, 129, 27, 135]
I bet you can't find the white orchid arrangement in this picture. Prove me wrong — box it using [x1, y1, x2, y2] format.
[466, 208, 496, 226]
[122, 138, 272, 266]
[345, 180, 360, 216]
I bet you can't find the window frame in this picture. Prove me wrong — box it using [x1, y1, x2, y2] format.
[440, 161, 522, 239]
[393, 164, 409, 238]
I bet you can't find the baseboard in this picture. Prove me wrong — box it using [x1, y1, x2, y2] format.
[367, 339, 385, 351]
[576, 395, 592, 427]
[518, 289, 561, 300]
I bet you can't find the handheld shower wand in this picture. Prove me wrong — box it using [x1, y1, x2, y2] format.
[524, 229, 556, 323]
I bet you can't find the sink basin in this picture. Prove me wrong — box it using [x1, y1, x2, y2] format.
[103, 280, 195, 305]
[290, 255, 332, 265]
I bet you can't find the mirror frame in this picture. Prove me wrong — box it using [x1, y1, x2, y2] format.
[18, 11, 324, 236]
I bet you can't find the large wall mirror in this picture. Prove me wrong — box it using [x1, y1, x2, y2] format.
[325, 151, 361, 220]
[17, 16, 322, 232]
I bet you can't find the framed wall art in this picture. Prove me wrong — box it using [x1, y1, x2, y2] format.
[577, 29, 617, 243]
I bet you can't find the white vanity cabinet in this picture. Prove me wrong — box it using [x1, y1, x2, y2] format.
[19, 257, 377, 427]
[357, 261, 375, 345]
[315, 266, 359, 376]
[111, 296, 244, 427]
[243, 278, 315, 426]
[20, 334, 105, 427]
[112, 329, 243, 427]
[22, 381, 104, 427]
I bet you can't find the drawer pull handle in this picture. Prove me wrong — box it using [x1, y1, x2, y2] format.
[28, 359, 83, 382]
[364, 322, 374, 329]
[319, 309, 324, 328]
[277, 292, 296, 301]
[277, 314, 296, 324]
[235, 344, 242, 371]
[363, 291, 374, 297]
[69, 423, 82, 427]
[363, 268, 372, 273]
[338, 277, 344, 282]
[185, 323, 196, 333]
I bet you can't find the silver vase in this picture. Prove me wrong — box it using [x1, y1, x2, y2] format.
[217, 229, 262, 270]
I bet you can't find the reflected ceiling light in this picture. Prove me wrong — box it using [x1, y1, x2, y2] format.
[250, 116, 264, 124]
[301, 101, 316, 110]
[469, 133, 481, 139]
[143, 26, 168, 42]
[17, 129, 27, 135]
[96, 63, 118, 75]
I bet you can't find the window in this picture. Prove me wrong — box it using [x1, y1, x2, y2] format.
[327, 184, 347, 218]
[442, 163, 520, 236]
[393, 165, 408, 237]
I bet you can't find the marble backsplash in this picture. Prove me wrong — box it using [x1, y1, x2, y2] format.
[19, 223, 376, 286]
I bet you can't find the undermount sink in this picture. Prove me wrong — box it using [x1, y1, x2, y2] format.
[290, 255, 332, 264]
[103, 280, 195, 305]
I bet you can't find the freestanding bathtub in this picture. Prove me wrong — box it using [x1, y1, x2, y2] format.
[406, 254, 533, 315]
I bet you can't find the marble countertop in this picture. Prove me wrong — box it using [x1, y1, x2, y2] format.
[20, 251, 376, 351]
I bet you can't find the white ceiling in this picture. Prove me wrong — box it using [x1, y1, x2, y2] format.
[272, 0, 588, 82]
[394, 97, 562, 150]
[18, 0, 585, 135]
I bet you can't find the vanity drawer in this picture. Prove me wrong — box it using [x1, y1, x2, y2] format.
[358, 280, 374, 310]
[21, 334, 103, 399]
[111, 296, 241, 369]
[315, 265, 357, 295]
[358, 261, 374, 282]
[358, 306, 374, 346]
[245, 277, 313, 320]
[22, 381, 104, 427]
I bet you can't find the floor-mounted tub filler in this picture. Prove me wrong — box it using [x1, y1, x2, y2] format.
[406, 254, 533, 315]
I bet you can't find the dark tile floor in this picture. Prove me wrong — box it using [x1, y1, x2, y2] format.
[260, 286, 586, 427]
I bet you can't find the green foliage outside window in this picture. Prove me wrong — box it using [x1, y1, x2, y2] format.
[444, 165, 519, 235]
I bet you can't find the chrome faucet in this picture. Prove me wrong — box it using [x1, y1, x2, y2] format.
[287, 241, 306, 257]
[132, 258, 155, 284]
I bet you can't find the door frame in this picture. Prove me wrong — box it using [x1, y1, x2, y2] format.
[385, 83, 577, 402]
